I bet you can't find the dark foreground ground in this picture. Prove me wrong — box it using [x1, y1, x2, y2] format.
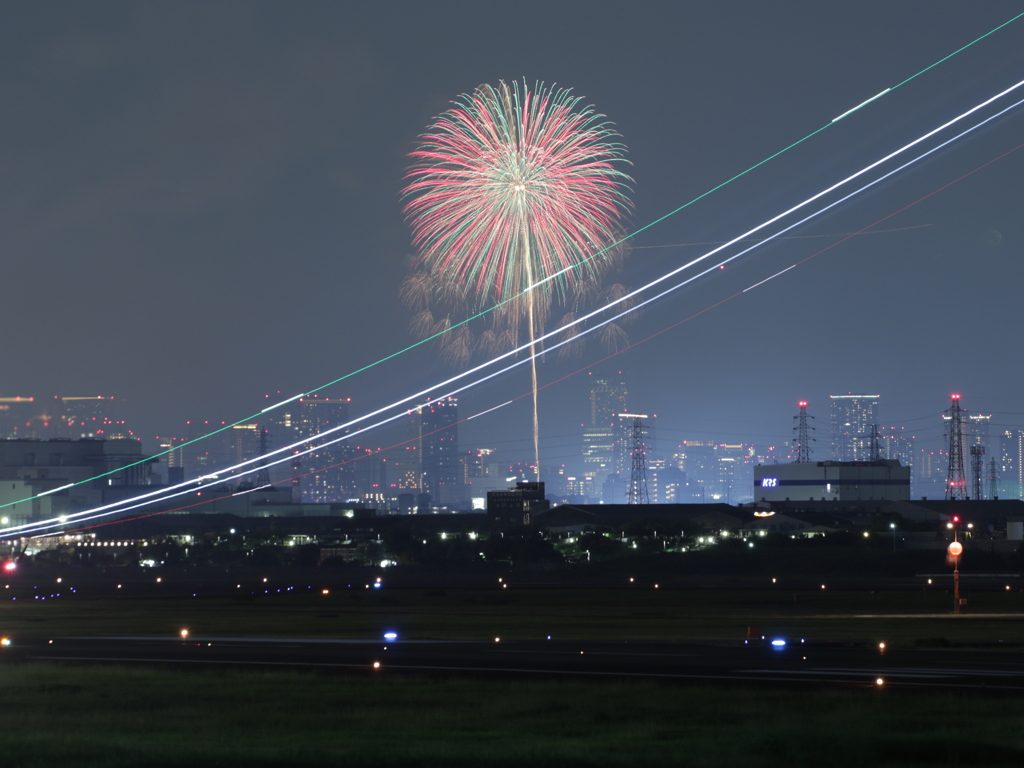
[3, 661, 1024, 768]
[3, 559, 1023, 766]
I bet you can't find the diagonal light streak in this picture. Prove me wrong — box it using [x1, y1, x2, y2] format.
[8, 84, 1024, 538]
[2, 13, 1016, 507]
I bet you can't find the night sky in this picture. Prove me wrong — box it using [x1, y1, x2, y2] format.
[3, 2, 1023, 471]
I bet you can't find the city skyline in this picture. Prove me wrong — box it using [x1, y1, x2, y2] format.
[3, 383, 1018, 507]
[2, 3, 1024, 520]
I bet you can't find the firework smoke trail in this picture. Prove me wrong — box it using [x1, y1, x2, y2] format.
[403, 80, 633, 478]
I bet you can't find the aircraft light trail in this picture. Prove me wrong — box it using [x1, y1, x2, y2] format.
[65, 130, 1024, 538]
[832, 88, 892, 122]
[6, 85, 1023, 538]
[466, 401, 515, 421]
[0, 16, 1017, 507]
[4, 27, 1024, 533]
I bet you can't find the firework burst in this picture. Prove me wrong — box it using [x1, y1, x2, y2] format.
[403, 80, 632, 476]
[405, 80, 631, 308]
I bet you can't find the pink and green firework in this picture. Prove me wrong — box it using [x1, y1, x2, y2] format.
[403, 80, 632, 313]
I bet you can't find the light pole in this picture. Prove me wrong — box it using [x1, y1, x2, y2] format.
[948, 515, 963, 614]
[889, 522, 896, 552]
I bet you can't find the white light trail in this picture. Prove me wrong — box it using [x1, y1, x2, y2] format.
[232, 484, 274, 497]
[260, 393, 305, 413]
[466, 400, 515, 421]
[742, 265, 799, 293]
[5, 79, 1024, 538]
[833, 88, 892, 122]
[36, 484, 74, 497]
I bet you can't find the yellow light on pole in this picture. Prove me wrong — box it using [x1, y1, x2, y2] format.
[948, 536, 963, 614]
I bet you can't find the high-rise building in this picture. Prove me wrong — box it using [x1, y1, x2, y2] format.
[0, 396, 131, 440]
[589, 372, 627, 426]
[0, 396, 43, 438]
[419, 397, 462, 508]
[58, 396, 131, 439]
[611, 413, 655, 476]
[295, 396, 356, 503]
[968, 414, 992, 451]
[830, 394, 880, 461]
[999, 429, 1024, 500]
[582, 372, 627, 485]
[182, 420, 233, 479]
[154, 435, 186, 484]
[912, 447, 949, 499]
[260, 395, 356, 501]
[647, 457, 687, 503]
[674, 441, 755, 503]
[715, 443, 756, 504]
[228, 424, 261, 467]
[675, 441, 715, 500]
[582, 427, 616, 476]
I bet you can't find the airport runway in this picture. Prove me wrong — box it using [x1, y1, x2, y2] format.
[10, 634, 1024, 692]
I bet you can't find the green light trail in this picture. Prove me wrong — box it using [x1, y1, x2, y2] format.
[2, 11, 1021, 517]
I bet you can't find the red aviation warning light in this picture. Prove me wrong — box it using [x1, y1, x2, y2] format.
[798, 401, 808, 407]
[951, 393, 961, 400]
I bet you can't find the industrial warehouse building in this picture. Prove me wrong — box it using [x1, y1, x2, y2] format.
[753, 460, 910, 503]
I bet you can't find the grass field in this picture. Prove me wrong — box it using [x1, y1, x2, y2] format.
[3, 566, 1024, 766]
[2, 662, 1023, 767]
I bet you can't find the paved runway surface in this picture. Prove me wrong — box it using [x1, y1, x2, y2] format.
[10, 635, 1024, 692]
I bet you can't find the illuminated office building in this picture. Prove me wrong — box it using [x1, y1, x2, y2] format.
[418, 397, 463, 508]
[296, 396, 357, 503]
[830, 394, 880, 461]
[582, 372, 627, 483]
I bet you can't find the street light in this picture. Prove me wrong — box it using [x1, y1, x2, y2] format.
[948, 516, 964, 614]
[889, 522, 896, 552]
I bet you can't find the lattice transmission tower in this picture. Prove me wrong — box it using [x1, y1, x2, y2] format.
[627, 416, 650, 505]
[864, 424, 883, 462]
[988, 457, 1000, 500]
[970, 444, 985, 500]
[792, 400, 815, 463]
[945, 394, 967, 500]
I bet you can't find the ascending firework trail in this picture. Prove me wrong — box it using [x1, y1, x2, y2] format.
[402, 80, 633, 479]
